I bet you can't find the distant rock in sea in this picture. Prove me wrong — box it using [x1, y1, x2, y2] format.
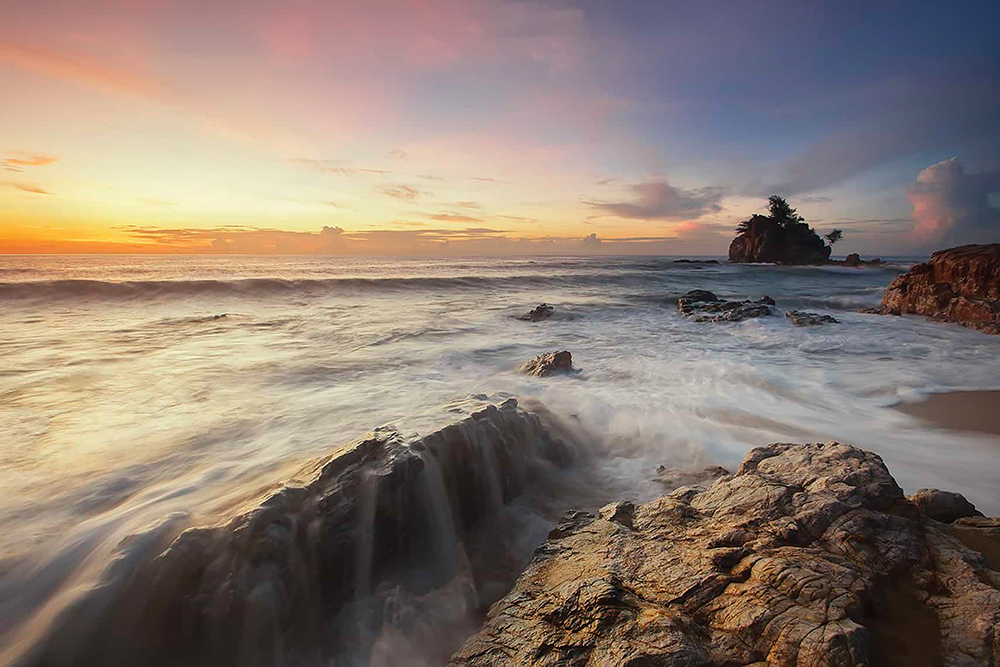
[728, 206, 831, 264]
[785, 310, 839, 326]
[880, 243, 1000, 333]
[517, 303, 554, 322]
[676, 289, 774, 322]
[673, 259, 720, 265]
[519, 350, 573, 376]
[451, 441, 1000, 666]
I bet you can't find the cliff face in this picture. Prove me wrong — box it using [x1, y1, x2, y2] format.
[452, 442, 1000, 667]
[729, 216, 831, 264]
[881, 243, 1000, 333]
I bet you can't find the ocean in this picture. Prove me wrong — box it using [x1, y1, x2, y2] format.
[2, 254, 999, 664]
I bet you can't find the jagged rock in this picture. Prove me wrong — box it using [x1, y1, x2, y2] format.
[677, 290, 774, 322]
[844, 253, 862, 267]
[785, 310, 840, 326]
[880, 244, 1000, 334]
[519, 351, 573, 377]
[451, 442, 1000, 667]
[655, 465, 731, 489]
[910, 488, 983, 524]
[18, 401, 575, 667]
[518, 303, 554, 322]
[729, 216, 832, 264]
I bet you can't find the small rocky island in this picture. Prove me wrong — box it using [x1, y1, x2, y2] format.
[729, 196, 832, 264]
[880, 243, 1000, 334]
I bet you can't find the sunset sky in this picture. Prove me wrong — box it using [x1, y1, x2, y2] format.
[2, 0, 999, 255]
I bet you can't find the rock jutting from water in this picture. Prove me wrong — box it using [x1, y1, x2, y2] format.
[785, 310, 840, 326]
[451, 441, 1000, 667]
[16, 399, 577, 667]
[880, 243, 1000, 334]
[519, 350, 573, 377]
[517, 303, 554, 322]
[676, 289, 775, 322]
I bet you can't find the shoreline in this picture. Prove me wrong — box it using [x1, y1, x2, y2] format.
[895, 390, 1000, 438]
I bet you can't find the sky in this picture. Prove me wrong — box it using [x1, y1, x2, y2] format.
[2, 0, 999, 256]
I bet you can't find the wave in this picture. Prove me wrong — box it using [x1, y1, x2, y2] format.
[0, 272, 678, 302]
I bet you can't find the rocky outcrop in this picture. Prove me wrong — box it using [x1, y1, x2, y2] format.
[673, 259, 721, 265]
[880, 244, 1000, 333]
[729, 216, 832, 264]
[18, 400, 575, 667]
[786, 310, 839, 326]
[519, 351, 573, 377]
[518, 303, 554, 322]
[844, 253, 862, 267]
[677, 290, 775, 322]
[909, 488, 983, 524]
[451, 442, 1000, 667]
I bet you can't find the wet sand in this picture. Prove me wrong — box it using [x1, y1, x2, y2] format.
[896, 390, 1000, 437]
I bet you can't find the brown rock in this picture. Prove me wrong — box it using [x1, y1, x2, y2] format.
[844, 253, 862, 267]
[910, 488, 983, 523]
[880, 244, 1000, 333]
[517, 303, 554, 322]
[519, 351, 573, 377]
[729, 216, 831, 264]
[786, 310, 839, 326]
[451, 442, 1000, 667]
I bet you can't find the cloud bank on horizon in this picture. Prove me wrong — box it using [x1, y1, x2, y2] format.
[1, 0, 998, 255]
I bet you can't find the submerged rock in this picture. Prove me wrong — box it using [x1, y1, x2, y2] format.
[18, 400, 575, 667]
[451, 441, 1000, 666]
[785, 310, 840, 326]
[880, 243, 1000, 333]
[519, 351, 573, 377]
[910, 488, 984, 524]
[517, 303, 554, 322]
[677, 290, 774, 323]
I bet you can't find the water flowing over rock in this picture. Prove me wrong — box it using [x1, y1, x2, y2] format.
[786, 310, 840, 326]
[677, 290, 775, 323]
[729, 216, 831, 264]
[16, 400, 576, 667]
[519, 351, 573, 377]
[518, 303, 554, 322]
[880, 244, 1000, 333]
[450, 441, 1000, 667]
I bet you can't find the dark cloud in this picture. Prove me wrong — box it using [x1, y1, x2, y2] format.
[587, 180, 726, 220]
[908, 157, 1000, 245]
[581, 232, 602, 247]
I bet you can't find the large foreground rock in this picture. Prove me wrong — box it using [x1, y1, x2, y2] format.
[451, 442, 1000, 666]
[17, 400, 574, 667]
[881, 244, 1000, 333]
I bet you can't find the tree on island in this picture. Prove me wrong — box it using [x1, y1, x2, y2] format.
[729, 195, 832, 264]
[825, 229, 843, 246]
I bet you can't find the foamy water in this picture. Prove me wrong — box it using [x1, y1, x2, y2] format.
[2, 254, 1000, 663]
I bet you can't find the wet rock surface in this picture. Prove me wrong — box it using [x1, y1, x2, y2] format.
[519, 351, 573, 377]
[785, 310, 840, 326]
[451, 441, 1000, 667]
[518, 303, 554, 322]
[880, 243, 1000, 333]
[677, 290, 775, 322]
[18, 400, 575, 667]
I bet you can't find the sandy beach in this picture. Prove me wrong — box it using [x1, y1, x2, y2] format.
[896, 390, 1000, 437]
